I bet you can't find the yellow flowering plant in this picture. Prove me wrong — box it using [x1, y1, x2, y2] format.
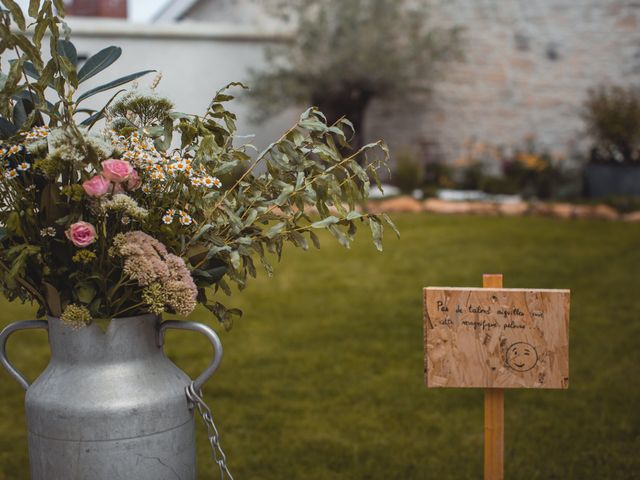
[0, 1, 395, 328]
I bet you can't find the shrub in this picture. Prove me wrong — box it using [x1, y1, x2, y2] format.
[392, 153, 422, 194]
[582, 85, 640, 164]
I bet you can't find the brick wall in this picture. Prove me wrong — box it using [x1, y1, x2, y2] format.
[366, 0, 640, 164]
[179, 0, 640, 166]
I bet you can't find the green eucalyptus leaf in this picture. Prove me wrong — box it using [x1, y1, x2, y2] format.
[266, 221, 286, 239]
[382, 213, 400, 238]
[369, 217, 384, 252]
[53, 0, 65, 16]
[57, 39, 78, 66]
[308, 230, 321, 249]
[311, 216, 339, 229]
[0, 117, 18, 139]
[75, 283, 96, 304]
[77, 46, 122, 83]
[2, 0, 26, 30]
[76, 70, 154, 103]
[28, 0, 39, 17]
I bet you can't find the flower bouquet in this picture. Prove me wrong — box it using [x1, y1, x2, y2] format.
[0, 2, 396, 478]
[0, 1, 396, 329]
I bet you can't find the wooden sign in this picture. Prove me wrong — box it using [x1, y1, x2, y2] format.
[424, 287, 570, 389]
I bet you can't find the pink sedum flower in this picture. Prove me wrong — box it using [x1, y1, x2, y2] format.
[101, 159, 133, 183]
[82, 175, 110, 197]
[127, 169, 141, 190]
[65, 221, 97, 248]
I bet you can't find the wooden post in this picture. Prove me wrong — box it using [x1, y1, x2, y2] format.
[483, 274, 504, 480]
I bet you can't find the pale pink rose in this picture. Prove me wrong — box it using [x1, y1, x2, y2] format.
[65, 221, 97, 248]
[127, 169, 141, 190]
[82, 175, 111, 197]
[101, 159, 133, 183]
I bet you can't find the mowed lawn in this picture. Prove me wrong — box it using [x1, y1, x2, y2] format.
[0, 214, 638, 479]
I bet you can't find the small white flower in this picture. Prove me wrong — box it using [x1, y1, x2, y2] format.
[121, 216, 131, 225]
[40, 227, 56, 237]
[171, 161, 187, 172]
[179, 214, 193, 226]
[25, 185, 35, 192]
[5, 169, 18, 179]
[17, 162, 30, 171]
[7, 145, 22, 156]
[24, 126, 49, 141]
[162, 214, 173, 225]
[202, 176, 222, 189]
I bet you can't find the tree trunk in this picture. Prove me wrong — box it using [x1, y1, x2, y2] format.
[312, 90, 373, 157]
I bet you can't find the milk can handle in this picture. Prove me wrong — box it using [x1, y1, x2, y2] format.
[0, 320, 49, 391]
[158, 320, 223, 391]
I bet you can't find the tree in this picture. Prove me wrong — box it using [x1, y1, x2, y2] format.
[245, 0, 463, 152]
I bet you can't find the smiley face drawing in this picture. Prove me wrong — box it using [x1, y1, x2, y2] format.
[505, 342, 538, 372]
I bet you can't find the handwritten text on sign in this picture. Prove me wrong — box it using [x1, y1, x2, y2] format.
[424, 288, 570, 389]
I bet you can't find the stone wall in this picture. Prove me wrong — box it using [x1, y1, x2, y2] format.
[366, 0, 640, 165]
[178, 0, 640, 167]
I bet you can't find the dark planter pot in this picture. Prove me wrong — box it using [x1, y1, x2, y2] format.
[584, 163, 640, 198]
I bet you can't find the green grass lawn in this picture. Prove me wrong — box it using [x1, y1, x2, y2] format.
[0, 214, 639, 479]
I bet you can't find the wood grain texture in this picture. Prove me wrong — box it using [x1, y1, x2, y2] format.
[484, 388, 504, 480]
[483, 274, 504, 480]
[424, 287, 570, 389]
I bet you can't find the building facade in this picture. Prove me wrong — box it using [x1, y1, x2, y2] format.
[66, 0, 128, 18]
[158, 0, 640, 165]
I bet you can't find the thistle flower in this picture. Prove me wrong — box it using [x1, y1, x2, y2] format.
[102, 194, 148, 220]
[72, 250, 97, 264]
[60, 304, 92, 329]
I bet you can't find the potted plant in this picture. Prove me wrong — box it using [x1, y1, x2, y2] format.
[0, 2, 396, 478]
[582, 84, 640, 197]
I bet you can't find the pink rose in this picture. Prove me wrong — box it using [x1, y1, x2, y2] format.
[82, 175, 111, 197]
[127, 169, 141, 190]
[65, 221, 97, 248]
[101, 159, 133, 183]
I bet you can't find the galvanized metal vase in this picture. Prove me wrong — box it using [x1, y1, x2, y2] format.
[0, 314, 223, 480]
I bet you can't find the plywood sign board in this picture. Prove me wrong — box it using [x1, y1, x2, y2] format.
[424, 287, 570, 389]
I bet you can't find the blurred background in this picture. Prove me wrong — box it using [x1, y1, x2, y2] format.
[1, 1, 639, 479]
[11, 0, 640, 211]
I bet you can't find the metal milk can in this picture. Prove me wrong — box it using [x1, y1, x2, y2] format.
[0, 314, 223, 480]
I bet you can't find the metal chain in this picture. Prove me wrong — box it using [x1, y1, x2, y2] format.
[186, 382, 234, 480]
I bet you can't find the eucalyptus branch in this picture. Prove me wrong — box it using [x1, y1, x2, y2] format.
[0, 259, 47, 307]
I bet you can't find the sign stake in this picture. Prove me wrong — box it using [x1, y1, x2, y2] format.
[483, 273, 504, 480]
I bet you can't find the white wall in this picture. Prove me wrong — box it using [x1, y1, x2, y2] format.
[20, 18, 300, 154]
